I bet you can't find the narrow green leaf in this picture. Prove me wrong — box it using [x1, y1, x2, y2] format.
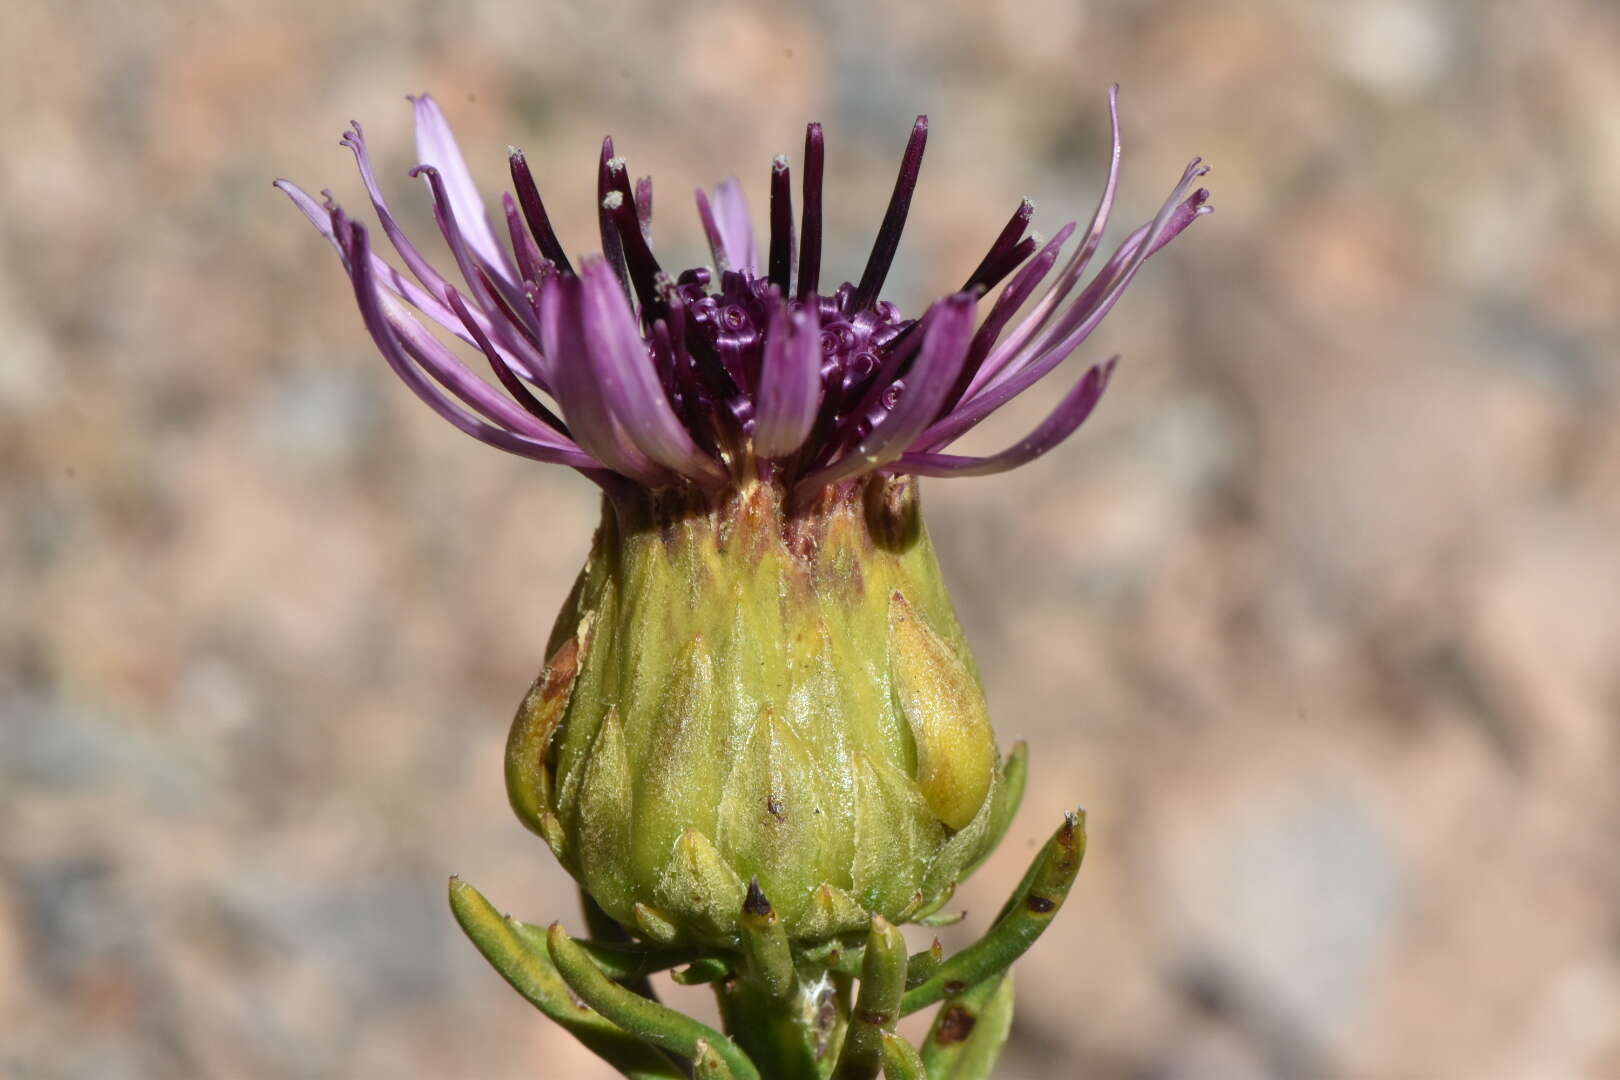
[581, 887, 666, 1001]
[832, 916, 908, 1079]
[901, 809, 1085, 1016]
[916, 907, 966, 928]
[670, 957, 732, 985]
[692, 1040, 739, 1080]
[510, 919, 707, 982]
[447, 878, 683, 1080]
[878, 1031, 927, 1080]
[944, 974, 1014, 1080]
[904, 939, 943, 990]
[919, 973, 1013, 1079]
[546, 922, 761, 1080]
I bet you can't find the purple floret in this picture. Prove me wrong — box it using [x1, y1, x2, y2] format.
[276, 85, 1211, 503]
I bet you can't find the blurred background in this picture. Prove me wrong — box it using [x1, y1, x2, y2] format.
[4, 0, 1619, 1076]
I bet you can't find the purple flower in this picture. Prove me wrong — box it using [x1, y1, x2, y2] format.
[277, 89, 1210, 503]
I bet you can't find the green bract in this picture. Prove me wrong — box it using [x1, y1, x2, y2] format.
[506, 476, 1017, 951]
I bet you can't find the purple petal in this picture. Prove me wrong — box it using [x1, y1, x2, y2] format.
[278, 178, 458, 330]
[793, 293, 975, 496]
[1146, 186, 1213, 257]
[694, 187, 724, 270]
[539, 273, 671, 486]
[753, 299, 822, 458]
[332, 244, 570, 447]
[713, 179, 758, 276]
[896, 357, 1117, 476]
[927, 156, 1210, 449]
[1070, 86, 1127, 285]
[387, 292, 568, 445]
[501, 192, 547, 285]
[277, 178, 539, 376]
[411, 163, 535, 328]
[696, 179, 757, 275]
[997, 158, 1209, 380]
[972, 86, 1124, 387]
[443, 284, 570, 437]
[411, 164, 550, 377]
[340, 122, 458, 304]
[942, 221, 1077, 417]
[1013, 170, 1208, 375]
[341, 216, 596, 468]
[339, 125, 547, 383]
[408, 93, 517, 287]
[576, 260, 729, 485]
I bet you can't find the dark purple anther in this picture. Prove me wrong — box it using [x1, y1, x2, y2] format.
[962, 198, 1040, 296]
[507, 148, 573, 275]
[768, 154, 794, 294]
[850, 115, 927, 314]
[597, 138, 632, 301]
[796, 123, 824, 302]
[989, 237, 1039, 288]
[601, 188, 667, 324]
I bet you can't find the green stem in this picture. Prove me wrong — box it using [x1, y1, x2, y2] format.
[713, 977, 829, 1080]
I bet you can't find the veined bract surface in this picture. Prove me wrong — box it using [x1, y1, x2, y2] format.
[507, 475, 1015, 950]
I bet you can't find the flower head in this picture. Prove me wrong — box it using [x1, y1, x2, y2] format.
[277, 89, 1210, 505]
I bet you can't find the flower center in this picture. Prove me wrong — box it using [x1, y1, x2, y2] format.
[670, 266, 917, 455]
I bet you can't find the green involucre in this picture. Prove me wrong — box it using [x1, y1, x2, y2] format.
[507, 477, 1010, 950]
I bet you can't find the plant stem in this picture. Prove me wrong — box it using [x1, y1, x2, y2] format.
[715, 971, 850, 1079]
